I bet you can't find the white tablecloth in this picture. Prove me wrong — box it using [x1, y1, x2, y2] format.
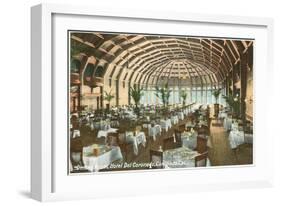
[123, 110, 137, 119]
[148, 125, 162, 140]
[126, 132, 146, 155]
[72, 130, 80, 138]
[198, 120, 208, 127]
[244, 133, 253, 144]
[224, 117, 232, 131]
[181, 131, 198, 150]
[160, 119, 172, 132]
[97, 128, 118, 139]
[183, 109, 189, 115]
[110, 120, 119, 128]
[163, 147, 200, 168]
[218, 112, 227, 119]
[185, 122, 196, 128]
[91, 120, 111, 131]
[171, 116, 179, 125]
[231, 123, 239, 131]
[229, 130, 245, 149]
[82, 145, 123, 172]
[177, 112, 184, 120]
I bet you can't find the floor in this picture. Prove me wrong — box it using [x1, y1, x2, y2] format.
[208, 120, 253, 166]
[77, 117, 253, 172]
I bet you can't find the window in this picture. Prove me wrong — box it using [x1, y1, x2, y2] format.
[95, 65, 104, 77]
[70, 59, 81, 73]
[84, 63, 95, 80]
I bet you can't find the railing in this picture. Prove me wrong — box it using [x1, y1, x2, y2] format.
[84, 76, 104, 87]
[71, 73, 80, 85]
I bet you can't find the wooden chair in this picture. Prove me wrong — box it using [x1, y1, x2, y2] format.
[178, 124, 186, 132]
[185, 126, 192, 132]
[163, 136, 176, 150]
[107, 132, 119, 146]
[150, 150, 164, 169]
[70, 138, 83, 153]
[195, 151, 208, 167]
[197, 125, 209, 135]
[70, 138, 86, 170]
[70, 150, 84, 167]
[196, 135, 208, 153]
[174, 129, 183, 147]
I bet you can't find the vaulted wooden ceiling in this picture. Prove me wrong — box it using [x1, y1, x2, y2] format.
[71, 32, 253, 87]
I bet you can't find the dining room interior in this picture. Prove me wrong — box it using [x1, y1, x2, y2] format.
[69, 31, 254, 173]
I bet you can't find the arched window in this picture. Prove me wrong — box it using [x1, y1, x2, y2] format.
[70, 59, 81, 73]
[95, 65, 104, 77]
[83, 63, 95, 81]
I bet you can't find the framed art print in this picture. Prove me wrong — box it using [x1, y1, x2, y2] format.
[31, 3, 274, 201]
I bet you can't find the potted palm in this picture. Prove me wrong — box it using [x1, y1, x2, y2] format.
[212, 88, 221, 117]
[104, 90, 115, 112]
[155, 83, 172, 115]
[130, 85, 144, 116]
[180, 90, 188, 106]
[223, 94, 241, 118]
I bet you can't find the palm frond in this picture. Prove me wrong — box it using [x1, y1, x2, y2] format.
[130, 85, 144, 106]
[212, 88, 222, 103]
[223, 94, 240, 115]
[104, 90, 115, 102]
[154, 83, 171, 107]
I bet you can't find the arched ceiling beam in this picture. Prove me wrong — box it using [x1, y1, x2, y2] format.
[94, 35, 230, 77]
[71, 33, 244, 86]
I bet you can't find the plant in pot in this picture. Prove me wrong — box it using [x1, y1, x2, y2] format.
[212, 88, 222, 118]
[155, 83, 172, 116]
[223, 94, 241, 119]
[104, 90, 115, 114]
[130, 85, 144, 117]
[180, 90, 188, 106]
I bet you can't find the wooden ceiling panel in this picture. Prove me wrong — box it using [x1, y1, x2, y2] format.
[71, 32, 248, 86]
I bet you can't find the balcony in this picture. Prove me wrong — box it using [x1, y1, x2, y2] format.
[84, 76, 104, 88]
[71, 73, 81, 85]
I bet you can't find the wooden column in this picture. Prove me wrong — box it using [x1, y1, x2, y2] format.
[115, 80, 119, 106]
[128, 82, 131, 105]
[240, 52, 248, 123]
[77, 87, 81, 111]
[225, 76, 229, 96]
[100, 86, 103, 109]
[78, 55, 89, 112]
[232, 66, 236, 96]
[97, 96, 100, 110]
[72, 97, 76, 112]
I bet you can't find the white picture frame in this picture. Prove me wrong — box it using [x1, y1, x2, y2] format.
[31, 3, 274, 202]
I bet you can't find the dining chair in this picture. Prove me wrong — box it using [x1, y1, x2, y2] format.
[185, 126, 192, 132]
[70, 138, 83, 152]
[150, 150, 164, 169]
[196, 135, 208, 153]
[163, 136, 176, 150]
[69, 151, 90, 173]
[197, 125, 209, 135]
[195, 151, 208, 167]
[178, 124, 186, 132]
[107, 132, 119, 146]
[70, 151, 84, 167]
[174, 129, 183, 147]
[244, 132, 253, 144]
[70, 138, 85, 169]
